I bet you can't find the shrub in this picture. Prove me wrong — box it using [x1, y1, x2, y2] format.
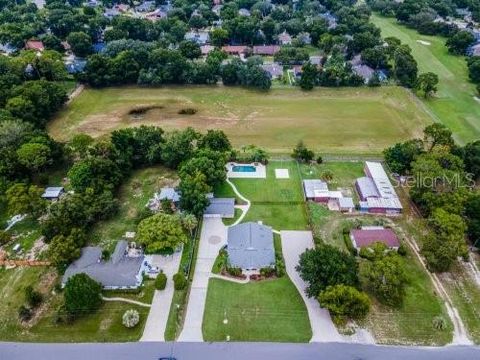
[122, 309, 140, 328]
[178, 108, 197, 115]
[432, 316, 447, 330]
[397, 243, 407, 256]
[18, 305, 32, 322]
[0, 230, 11, 245]
[318, 285, 370, 325]
[316, 156, 323, 164]
[260, 267, 275, 277]
[173, 272, 187, 290]
[155, 273, 167, 290]
[25, 286, 43, 308]
[275, 258, 286, 277]
[226, 266, 242, 277]
[343, 233, 358, 256]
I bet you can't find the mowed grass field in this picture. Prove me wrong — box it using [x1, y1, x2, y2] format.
[372, 14, 480, 145]
[48, 86, 432, 154]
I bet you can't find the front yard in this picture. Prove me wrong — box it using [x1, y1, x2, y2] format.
[202, 277, 312, 342]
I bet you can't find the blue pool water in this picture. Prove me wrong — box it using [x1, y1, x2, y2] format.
[232, 165, 256, 173]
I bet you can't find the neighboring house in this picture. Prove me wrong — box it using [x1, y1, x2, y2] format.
[278, 31, 292, 45]
[41, 187, 65, 201]
[350, 226, 400, 250]
[355, 162, 402, 214]
[0, 43, 16, 55]
[136, 1, 155, 12]
[302, 179, 343, 203]
[296, 32, 312, 45]
[212, 4, 223, 15]
[238, 8, 251, 17]
[309, 55, 322, 66]
[201, 44, 215, 55]
[62, 241, 146, 290]
[261, 62, 283, 79]
[204, 198, 235, 218]
[65, 57, 87, 74]
[352, 64, 375, 83]
[104, 7, 121, 18]
[147, 187, 181, 211]
[145, 9, 167, 21]
[227, 222, 275, 271]
[185, 30, 210, 45]
[319, 12, 337, 29]
[222, 45, 249, 55]
[25, 40, 44, 52]
[253, 45, 280, 56]
[468, 43, 480, 56]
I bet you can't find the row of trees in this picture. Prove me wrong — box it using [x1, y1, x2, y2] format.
[384, 123, 480, 272]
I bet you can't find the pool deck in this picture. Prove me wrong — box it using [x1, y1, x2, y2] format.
[226, 162, 267, 179]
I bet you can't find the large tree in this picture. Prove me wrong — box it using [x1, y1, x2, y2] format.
[296, 245, 359, 298]
[360, 252, 408, 307]
[299, 62, 318, 91]
[179, 150, 227, 187]
[383, 139, 424, 175]
[48, 228, 86, 268]
[64, 273, 102, 318]
[416, 72, 439, 98]
[6, 183, 45, 217]
[446, 31, 475, 55]
[66, 31, 93, 57]
[137, 213, 188, 253]
[16, 142, 52, 172]
[179, 171, 211, 216]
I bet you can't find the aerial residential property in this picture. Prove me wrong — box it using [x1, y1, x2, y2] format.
[2, 0, 480, 359]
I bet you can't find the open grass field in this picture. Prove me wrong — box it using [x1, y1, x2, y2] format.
[371, 14, 480, 145]
[48, 85, 432, 154]
[91, 166, 178, 250]
[227, 160, 308, 230]
[202, 278, 312, 342]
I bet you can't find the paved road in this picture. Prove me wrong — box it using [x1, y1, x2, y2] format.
[141, 252, 182, 341]
[178, 217, 227, 342]
[2, 341, 479, 360]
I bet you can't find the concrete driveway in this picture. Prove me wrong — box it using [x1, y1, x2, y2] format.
[141, 252, 182, 342]
[178, 217, 227, 342]
[280, 230, 343, 343]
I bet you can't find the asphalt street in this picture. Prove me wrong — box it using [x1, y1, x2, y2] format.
[1, 341, 479, 360]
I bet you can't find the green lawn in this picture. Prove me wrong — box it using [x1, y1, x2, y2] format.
[0, 267, 149, 342]
[222, 208, 243, 226]
[372, 14, 480, 145]
[202, 278, 312, 342]
[228, 160, 308, 230]
[48, 85, 432, 154]
[91, 166, 178, 250]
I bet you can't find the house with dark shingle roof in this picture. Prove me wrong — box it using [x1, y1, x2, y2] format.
[62, 241, 146, 290]
[204, 198, 235, 218]
[227, 222, 275, 271]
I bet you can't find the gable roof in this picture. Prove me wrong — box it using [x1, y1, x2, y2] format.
[227, 222, 274, 269]
[356, 177, 379, 199]
[351, 228, 400, 248]
[25, 40, 44, 51]
[253, 45, 280, 55]
[158, 187, 180, 202]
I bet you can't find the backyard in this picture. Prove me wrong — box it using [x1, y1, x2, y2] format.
[202, 278, 312, 342]
[371, 14, 480, 145]
[48, 86, 432, 154]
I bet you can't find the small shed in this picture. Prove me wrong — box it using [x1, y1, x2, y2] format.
[338, 197, 354, 213]
[350, 227, 400, 250]
[42, 187, 65, 200]
[158, 187, 181, 203]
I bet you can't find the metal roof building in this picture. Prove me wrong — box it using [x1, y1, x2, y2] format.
[42, 187, 64, 200]
[364, 161, 398, 199]
[227, 222, 275, 270]
[303, 179, 328, 199]
[355, 177, 379, 201]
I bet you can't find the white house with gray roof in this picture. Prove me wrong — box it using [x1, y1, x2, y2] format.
[42, 187, 65, 201]
[62, 241, 146, 290]
[227, 222, 275, 271]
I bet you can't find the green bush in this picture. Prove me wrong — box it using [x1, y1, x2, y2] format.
[397, 243, 407, 256]
[260, 267, 275, 277]
[275, 257, 286, 277]
[226, 266, 242, 277]
[25, 285, 43, 308]
[343, 233, 358, 256]
[173, 272, 187, 290]
[155, 273, 167, 290]
[18, 305, 32, 322]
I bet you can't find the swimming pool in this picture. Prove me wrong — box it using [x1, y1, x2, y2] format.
[232, 165, 257, 173]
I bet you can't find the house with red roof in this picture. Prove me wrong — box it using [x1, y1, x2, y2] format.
[253, 45, 280, 56]
[350, 226, 400, 250]
[25, 40, 44, 52]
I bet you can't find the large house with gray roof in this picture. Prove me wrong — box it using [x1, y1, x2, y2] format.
[62, 241, 146, 290]
[227, 222, 275, 271]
